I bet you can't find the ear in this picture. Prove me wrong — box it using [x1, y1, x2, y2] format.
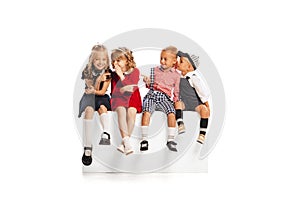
[188, 63, 194, 71]
[173, 58, 178, 65]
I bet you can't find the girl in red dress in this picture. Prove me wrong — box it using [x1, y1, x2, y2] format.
[110, 47, 142, 155]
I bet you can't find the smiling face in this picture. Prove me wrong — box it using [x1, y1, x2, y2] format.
[160, 50, 177, 70]
[93, 51, 108, 71]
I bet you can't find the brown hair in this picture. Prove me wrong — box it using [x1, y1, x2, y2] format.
[111, 47, 136, 69]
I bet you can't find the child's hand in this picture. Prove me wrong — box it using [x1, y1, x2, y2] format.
[115, 65, 123, 77]
[142, 75, 150, 86]
[120, 84, 137, 94]
[97, 73, 111, 82]
[85, 86, 95, 94]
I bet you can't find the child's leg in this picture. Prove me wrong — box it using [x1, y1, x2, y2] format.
[195, 102, 210, 144]
[158, 100, 178, 151]
[116, 106, 133, 154]
[166, 113, 177, 152]
[175, 101, 185, 134]
[141, 111, 151, 140]
[115, 106, 128, 138]
[167, 113, 176, 141]
[83, 106, 94, 153]
[82, 106, 94, 166]
[126, 107, 137, 137]
[140, 111, 151, 151]
[98, 105, 111, 145]
[140, 96, 155, 151]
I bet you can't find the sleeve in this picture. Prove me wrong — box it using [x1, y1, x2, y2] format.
[121, 68, 140, 86]
[173, 73, 180, 102]
[191, 75, 210, 103]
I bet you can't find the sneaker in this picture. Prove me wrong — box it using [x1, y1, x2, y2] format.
[124, 143, 134, 155]
[140, 140, 149, 151]
[82, 147, 92, 166]
[166, 141, 178, 152]
[178, 123, 186, 134]
[99, 132, 111, 145]
[117, 144, 125, 153]
[197, 134, 205, 144]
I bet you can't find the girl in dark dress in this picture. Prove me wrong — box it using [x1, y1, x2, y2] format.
[79, 44, 112, 166]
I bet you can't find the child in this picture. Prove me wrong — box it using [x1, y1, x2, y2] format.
[110, 47, 142, 155]
[78, 44, 112, 166]
[175, 51, 210, 144]
[141, 46, 180, 152]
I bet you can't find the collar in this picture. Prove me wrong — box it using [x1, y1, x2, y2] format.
[92, 68, 104, 77]
[124, 68, 134, 75]
[182, 70, 196, 78]
[158, 65, 175, 72]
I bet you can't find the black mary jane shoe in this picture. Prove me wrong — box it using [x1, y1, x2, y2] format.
[82, 147, 92, 166]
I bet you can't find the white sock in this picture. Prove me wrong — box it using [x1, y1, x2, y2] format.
[123, 136, 131, 147]
[83, 119, 93, 155]
[167, 127, 176, 142]
[100, 113, 110, 133]
[141, 126, 148, 141]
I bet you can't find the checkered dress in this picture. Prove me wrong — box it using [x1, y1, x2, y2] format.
[142, 68, 175, 115]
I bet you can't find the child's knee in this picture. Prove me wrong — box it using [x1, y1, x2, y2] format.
[167, 113, 175, 119]
[174, 101, 183, 109]
[200, 105, 210, 118]
[99, 105, 108, 113]
[85, 106, 94, 114]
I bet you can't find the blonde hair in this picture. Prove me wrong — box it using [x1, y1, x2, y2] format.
[162, 46, 178, 58]
[83, 44, 109, 79]
[111, 47, 136, 69]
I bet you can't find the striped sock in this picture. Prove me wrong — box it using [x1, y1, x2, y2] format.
[200, 118, 208, 135]
[176, 109, 183, 126]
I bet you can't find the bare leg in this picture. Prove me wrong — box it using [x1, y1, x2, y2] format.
[127, 107, 137, 137]
[116, 106, 128, 138]
[142, 111, 151, 126]
[167, 113, 176, 128]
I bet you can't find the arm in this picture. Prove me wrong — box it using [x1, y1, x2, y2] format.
[191, 76, 210, 103]
[95, 79, 111, 96]
[142, 75, 151, 88]
[85, 79, 93, 88]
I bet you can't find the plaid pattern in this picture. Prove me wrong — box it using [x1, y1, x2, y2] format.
[149, 67, 154, 90]
[143, 68, 175, 115]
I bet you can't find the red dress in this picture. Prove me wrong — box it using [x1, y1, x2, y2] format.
[111, 68, 142, 113]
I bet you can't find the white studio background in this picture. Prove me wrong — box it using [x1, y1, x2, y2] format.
[0, 0, 299, 199]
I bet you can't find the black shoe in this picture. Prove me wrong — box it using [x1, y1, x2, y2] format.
[166, 141, 178, 152]
[82, 147, 92, 166]
[140, 140, 149, 151]
[99, 132, 111, 145]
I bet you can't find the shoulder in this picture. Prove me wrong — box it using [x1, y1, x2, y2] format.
[133, 67, 140, 73]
